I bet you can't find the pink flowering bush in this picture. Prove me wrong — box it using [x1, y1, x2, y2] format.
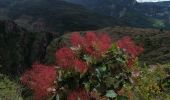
[21, 64, 57, 100]
[70, 32, 111, 58]
[116, 36, 144, 68]
[21, 32, 169, 100]
[117, 36, 144, 58]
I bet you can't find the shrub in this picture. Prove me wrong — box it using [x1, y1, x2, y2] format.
[21, 32, 168, 100]
[20, 64, 57, 100]
[0, 74, 22, 100]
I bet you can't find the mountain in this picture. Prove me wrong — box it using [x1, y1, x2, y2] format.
[0, 0, 116, 32]
[64, 0, 137, 17]
[1, 0, 169, 31]
[64, 0, 170, 30]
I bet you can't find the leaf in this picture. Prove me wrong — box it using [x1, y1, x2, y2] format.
[104, 77, 115, 88]
[96, 69, 101, 78]
[83, 55, 92, 64]
[84, 82, 90, 91]
[106, 90, 117, 98]
[110, 43, 117, 52]
[100, 65, 107, 72]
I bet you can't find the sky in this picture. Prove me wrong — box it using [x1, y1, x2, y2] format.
[137, 0, 170, 2]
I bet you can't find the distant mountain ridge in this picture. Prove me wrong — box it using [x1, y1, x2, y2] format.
[0, 0, 116, 32]
[64, 0, 170, 30]
[64, 0, 137, 17]
[0, 0, 170, 31]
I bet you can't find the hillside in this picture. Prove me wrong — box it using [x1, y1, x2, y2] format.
[64, 0, 137, 17]
[47, 26, 170, 65]
[64, 0, 170, 30]
[1, 19, 169, 76]
[0, 0, 116, 32]
[1, 0, 169, 31]
[97, 27, 170, 64]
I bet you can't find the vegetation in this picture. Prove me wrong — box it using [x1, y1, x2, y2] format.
[0, 20, 170, 100]
[19, 32, 169, 100]
[95, 27, 170, 64]
[0, 73, 22, 100]
[0, 20, 60, 75]
[0, 0, 170, 99]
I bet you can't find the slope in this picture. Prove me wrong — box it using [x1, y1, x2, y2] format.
[64, 0, 170, 30]
[0, 0, 116, 32]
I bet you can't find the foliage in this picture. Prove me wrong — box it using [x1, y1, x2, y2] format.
[0, 74, 22, 100]
[21, 32, 169, 100]
[119, 65, 170, 100]
[20, 64, 57, 100]
[0, 20, 60, 76]
[162, 63, 170, 95]
[0, 21, 23, 75]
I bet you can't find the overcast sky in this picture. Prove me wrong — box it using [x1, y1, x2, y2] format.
[137, 0, 170, 2]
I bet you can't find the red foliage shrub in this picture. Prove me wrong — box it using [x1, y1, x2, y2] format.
[67, 89, 90, 100]
[21, 64, 57, 100]
[70, 32, 111, 58]
[56, 32, 111, 73]
[85, 31, 98, 44]
[117, 36, 144, 68]
[55, 47, 75, 69]
[74, 59, 88, 73]
[21, 32, 145, 100]
[55, 47, 88, 73]
[99, 34, 112, 52]
[71, 32, 85, 47]
[84, 32, 111, 58]
[117, 36, 144, 58]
